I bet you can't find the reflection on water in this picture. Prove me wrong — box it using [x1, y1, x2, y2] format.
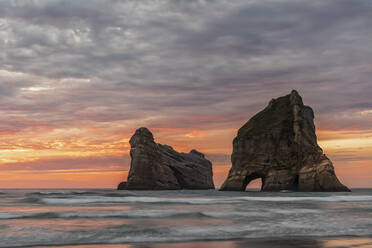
[323, 238, 372, 247]
[43, 238, 372, 248]
[0, 205, 133, 213]
[2, 219, 132, 235]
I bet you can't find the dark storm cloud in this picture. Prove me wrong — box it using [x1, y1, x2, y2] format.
[1, 0, 372, 134]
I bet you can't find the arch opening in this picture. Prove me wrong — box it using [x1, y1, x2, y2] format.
[293, 174, 299, 190]
[243, 173, 264, 191]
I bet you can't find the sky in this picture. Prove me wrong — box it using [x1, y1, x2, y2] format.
[1, 0, 372, 188]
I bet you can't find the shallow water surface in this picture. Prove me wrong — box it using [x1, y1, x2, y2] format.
[0, 189, 371, 247]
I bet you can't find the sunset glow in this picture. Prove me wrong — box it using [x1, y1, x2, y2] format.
[1, 122, 372, 188]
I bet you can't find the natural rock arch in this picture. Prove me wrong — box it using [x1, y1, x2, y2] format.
[220, 90, 350, 192]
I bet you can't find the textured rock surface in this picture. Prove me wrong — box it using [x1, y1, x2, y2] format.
[118, 127, 214, 190]
[220, 90, 350, 192]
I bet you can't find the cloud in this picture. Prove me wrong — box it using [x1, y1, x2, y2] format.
[0, 1, 371, 133]
[0, 155, 129, 171]
[1, 0, 372, 187]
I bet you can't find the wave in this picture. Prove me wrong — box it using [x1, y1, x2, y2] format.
[18, 197, 43, 204]
[0, 212, 60, 219]
[0, 224, 247, 247]
[0, 207, 328, 220]
[1, 222, 371, 248]
[25, 191, 135, 197]
[0, 210, 217, 220]
[32, 195, 372, 205]
[38, 196, 225, 205]
[235, 195, 372, 202]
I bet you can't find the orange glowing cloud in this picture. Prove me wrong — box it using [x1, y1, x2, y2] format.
[1, 120, 372, 189]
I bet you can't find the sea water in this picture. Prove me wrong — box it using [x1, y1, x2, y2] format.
[0, 189, 371, 248]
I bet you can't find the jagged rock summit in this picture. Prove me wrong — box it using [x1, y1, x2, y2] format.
[220, 90, 350, 192]
[118, 127, 215, 190]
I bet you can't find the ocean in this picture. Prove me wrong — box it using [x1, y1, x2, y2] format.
[0, 189, 371, 248]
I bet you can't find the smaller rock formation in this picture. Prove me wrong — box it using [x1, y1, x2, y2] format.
[220, 90, 350, 192]
[118, 127, 214, 190]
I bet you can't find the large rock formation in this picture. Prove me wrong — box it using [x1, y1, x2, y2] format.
[220, 90, 350, 192]
[118, 127, 215, 190]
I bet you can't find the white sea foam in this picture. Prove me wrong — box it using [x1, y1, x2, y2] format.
[0, 208, 325, 220]
[39, 195, 372, 205]
[40, 196, 234, 205]
[0, 210, 199, 219]
[236, 195, 372, 202]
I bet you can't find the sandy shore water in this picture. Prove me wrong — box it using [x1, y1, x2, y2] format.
[0, 189, 371, 247]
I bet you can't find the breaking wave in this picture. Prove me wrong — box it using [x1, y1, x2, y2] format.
[28, 195, 372, 205]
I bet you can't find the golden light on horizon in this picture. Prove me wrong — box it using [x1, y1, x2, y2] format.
[1, 125, 371, 188]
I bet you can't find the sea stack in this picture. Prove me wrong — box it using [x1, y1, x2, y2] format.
[118, 127, 215, 190]
[220, 90, 350, 192]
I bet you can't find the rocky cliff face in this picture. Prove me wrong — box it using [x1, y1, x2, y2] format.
[118, 127, 214, 190]
[220, 90, 350, 192]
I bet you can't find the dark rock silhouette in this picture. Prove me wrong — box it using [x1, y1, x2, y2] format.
[117, 181, 127, 190]
[220, 90, 350, 192]
[118, 127, 214, 190]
